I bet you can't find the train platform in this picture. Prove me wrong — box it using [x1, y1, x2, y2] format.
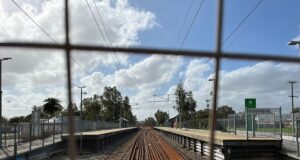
[155, 127, 282, 159]
[62, 127, 138, 153]
[62, 127, 137, 139]
[155, 127, 281, 147]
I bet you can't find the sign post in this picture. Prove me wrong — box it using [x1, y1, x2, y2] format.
[245, 98, 256, 140]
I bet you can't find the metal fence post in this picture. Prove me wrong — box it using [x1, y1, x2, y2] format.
[296, 118, 299, 156]
[273, 113, 275, 136]
[280, 107, 282, 140]
[18, 122, 20, 144]
[53, 120, 55, 144]
[0, 123, 2, 148]
[234, 113, 236, 135]
[14, 124, 17, 160]
[246, 108, 248, 140]
[228, 117, 230, 133]
[223, 118, 226, 132]
[80, 119, 83, 152]
[4, 123, 6, 147]
[29, 122, 32, 151]
[61, 116, 63, 139]
[252, 114, 255, 137]
[42, 121, 45, 147]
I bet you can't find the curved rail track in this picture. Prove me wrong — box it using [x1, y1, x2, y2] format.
[124, 128, 188, 160]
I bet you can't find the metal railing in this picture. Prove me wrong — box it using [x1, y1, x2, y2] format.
[180, 113, 300, 141]
[0, 121, 63, 159]
[296, 118, 300, 156]
[0, 119, 119, 158]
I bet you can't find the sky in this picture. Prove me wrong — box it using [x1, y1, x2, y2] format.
[0, 0, 300, 120]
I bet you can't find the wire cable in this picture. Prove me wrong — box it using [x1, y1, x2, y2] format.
[155, 0, 205, 96]
[87, 0, 130, 89]
[173, 0, 195, 48]
[11, 0, 103, 86]
[222, 0, 263, 45]
[178, 0, 206, 49]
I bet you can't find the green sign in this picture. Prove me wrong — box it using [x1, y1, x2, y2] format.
[245, 98, 256, 108]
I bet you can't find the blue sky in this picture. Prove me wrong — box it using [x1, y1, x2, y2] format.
[1, 0, 300, 119]
[127, 0, 300, 116]
[126, 0, 300, 97]
[132, 0, 300, 54]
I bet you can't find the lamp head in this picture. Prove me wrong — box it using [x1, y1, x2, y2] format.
[1, 57, 12, 61]
[288, 41, 300, 46]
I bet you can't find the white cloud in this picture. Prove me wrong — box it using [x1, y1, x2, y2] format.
[180, 60, 300, 115]
[0, 0, 157, 118]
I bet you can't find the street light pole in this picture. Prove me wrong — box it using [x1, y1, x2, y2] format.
[208, 78, 216, 112]
[78, 86, 86, 115]
[289, 81, 297, 137]
[0, 57, 12, 148]
[287, 41, 300, 138]
[78, 86, 86, 152]
[206, 99, 210, 110]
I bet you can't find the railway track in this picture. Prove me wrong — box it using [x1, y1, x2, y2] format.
[124, 128, 188, 160]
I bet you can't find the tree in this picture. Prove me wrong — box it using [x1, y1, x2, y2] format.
[101, 86, 123, 122]
[0, 117, 8, 123]
[61, 103, 80, 116]
[155, 110, 169, 126]
[122, 96, 136, 124]
[175, 82, 196, 122]
[42, 97, 63, 117]
[293, 107, 300, 113]
[217, 105, 235, 118]
[9, 116, 26, 123]
[82, 95, 102, 120]
[144, 117, 156, 127]
[32, 105, 48, 118]
[81, 86, 136, 124]
[195, 109, 209, 119]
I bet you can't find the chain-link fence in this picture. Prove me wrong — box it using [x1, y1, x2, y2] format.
[0, 119, 119, 158]
[180, 108, 300, 141]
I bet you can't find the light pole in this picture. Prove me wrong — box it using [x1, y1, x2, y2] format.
[78, 86, 86, 152]
[206, 99, 210, 110]
[78, 86, 86, 115]
[288, 81, 297, 137]
[0, 57, 12, 148]
[208, 78, 215, 96]
[208, 78, 215, 112]
[288, 41, 300, 137]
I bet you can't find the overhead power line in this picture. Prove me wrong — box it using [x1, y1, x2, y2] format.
[156, 0, 206, 96]
[91, 0, 130, 86]
[157, 0, 263, 97]
[178, 0, 206, 49]
[11, 0, 103, 86]
[173, 0, 195, 48]
[86, 0, 130, 90]
[225, 23, 252, 49]
[222, 0, 264, 45]
[11, 0, 57, 44]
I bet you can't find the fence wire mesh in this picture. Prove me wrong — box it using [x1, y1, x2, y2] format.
[1, 0, 300, 159]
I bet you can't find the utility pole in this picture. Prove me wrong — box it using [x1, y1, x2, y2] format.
[0, 57, 12, 148]
[289, 81, 298, 137]
[78, 86, 86, 115]
[78, 86, 86, 152]
[113, 102, 115, 123]
[206, 99, 210, 110]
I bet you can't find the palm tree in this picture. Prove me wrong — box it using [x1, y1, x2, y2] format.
[43, 97, 63, 117]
